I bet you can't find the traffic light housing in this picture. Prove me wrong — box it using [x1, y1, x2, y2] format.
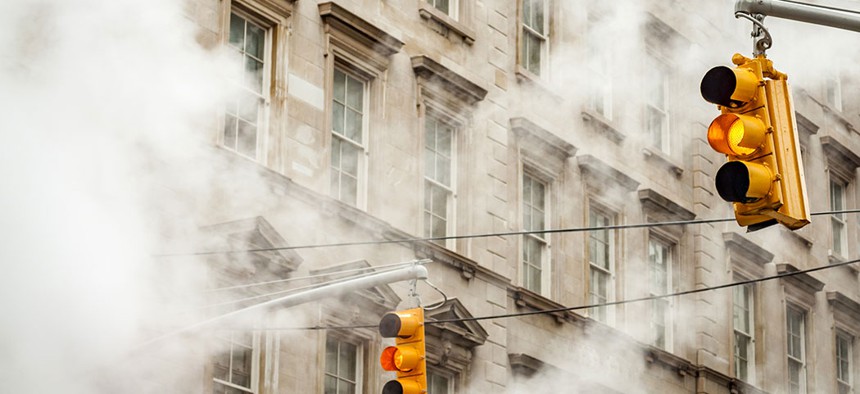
[379, 308, 426, 394]
[700, 54, 810, 230]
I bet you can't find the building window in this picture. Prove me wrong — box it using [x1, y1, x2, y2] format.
[427, 0, 457, 19]
[428, 371, 452, 394]
[645, 54, 669, 153]
[831, 178, 848, 257]
[522, 172, 548, 295]
[224, 10, 270, 160]
[324, 337, 361, 394]
[733, 283, 755, 382]
[424, 116, 455, 244]
[586, 16, 611, 120]
[826, 77, 843, 112]
[588, 206, 614, 323]
[213, 331, 257, 393]
[648, 237, 672, 350]
[786, 306, 807, 394]
[330, 67, 367, 207]
[520, 0, 548, 77]
[837, 331, 853, 394]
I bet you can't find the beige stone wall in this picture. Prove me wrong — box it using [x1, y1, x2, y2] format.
[174, 0, 860, 393]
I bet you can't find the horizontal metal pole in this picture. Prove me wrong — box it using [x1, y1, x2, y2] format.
[736, 0, 860, 32]
[138, 263, 429, 347]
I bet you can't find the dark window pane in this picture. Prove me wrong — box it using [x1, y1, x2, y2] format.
[237, 120, 257, 157]
[246, 23, 265, 60]
[345, 109, 362, 142]
[332, 103, 346, 135]
[342, 142, 359, 176]
[333, 69, 346, 102]
[346, 75, 363, 109]
[229, 14, 244, 48]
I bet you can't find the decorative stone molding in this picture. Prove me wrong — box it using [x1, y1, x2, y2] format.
[577, 154, 639, 192]
[639, 188, 695, 221]
[318, 1, 404, 72]
[200, 216, 302, 276]
[777, 263, 825, 296]
[311, 259, 402, 317]
[581, 109, 625, 144]
[828, 291, 860, 322]
[411, 55, 487, 109]
[821, 134, 860, 176]
[242, 0, 294, 19]
[510, 286, 583, 325]
[418, 1, 475, 45]
[508, 353, 551, 377]
[424, 298, 488, 374]
[723, 232, 774, 266]
[511, 117, 576, 176]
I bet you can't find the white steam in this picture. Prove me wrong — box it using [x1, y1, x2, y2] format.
[0, 0, 230, 391]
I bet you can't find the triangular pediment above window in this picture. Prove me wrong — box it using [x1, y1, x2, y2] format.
[311, 259, 402, 317]
[424, 298, 488, 373]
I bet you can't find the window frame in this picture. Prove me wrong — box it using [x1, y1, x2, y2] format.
[786, 305, 808, 394]
[521, 170, 551, 296]
[329, 63, 370, 209]
[836, 330, 854, 394]
[733, 280, 756, 383]
[518, 0, 550, 78]
[586, 14, 612, 120]
[830, 175, 849, 258]
[426, 0, 458, 20]
[647, 234, 674, 351]
[212, 330, 261, 394]
[222, 5, 275, 162]
[825, 76, 843, 112]
[587, 203, 616, 325]
[427, 368, 456, 394]
[323, 335, 365, 394]
[422, 111, 458, 248]
[645, 52, 670, 154]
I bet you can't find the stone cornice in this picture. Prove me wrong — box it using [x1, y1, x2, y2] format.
[510, 117, 577, 166]
[411, 55, 487, 106]
[828, 291, 860, 322]
[318, 1, 404, 57]
[577, 154, 639, 192]
[723, 232, 775, 266]
[777, 263, 825, 295]
[638, 188, 696, 221]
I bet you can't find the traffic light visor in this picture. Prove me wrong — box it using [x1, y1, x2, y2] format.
[707, 114, 766, 156]
[701, 66, 758, 107]
[379, 311, 421, 338]
[715, 161, 773, 202]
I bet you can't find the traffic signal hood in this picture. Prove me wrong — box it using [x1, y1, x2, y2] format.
[379, 308, 426, 394]
[700, 54, 809, 230]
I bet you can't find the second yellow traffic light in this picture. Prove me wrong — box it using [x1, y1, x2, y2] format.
[379, 308, 426, 394]
[700, 54, 809, 230]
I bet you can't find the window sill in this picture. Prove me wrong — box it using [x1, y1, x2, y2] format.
[514, 65, 564, 103]
[828, 251, 860, 273]
[581, 108, 625, 144]
[642, 146, 683, 177]
[511, 286, 581, 325]
[418, 3, 475, 45]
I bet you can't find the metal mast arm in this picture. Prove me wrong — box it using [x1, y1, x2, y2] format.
[736, 0, 860, 32]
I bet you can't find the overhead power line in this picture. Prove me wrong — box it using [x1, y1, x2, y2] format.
[248, 258, 860, 331]
[154, 209, 860, 257]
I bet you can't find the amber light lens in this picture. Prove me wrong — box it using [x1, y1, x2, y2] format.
[380, 346, 418, 372]
[707, 114, 766, 156]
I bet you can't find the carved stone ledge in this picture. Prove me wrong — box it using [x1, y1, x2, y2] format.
[319, 1, 403, 71]
[828, 291, 860, 322]
[639, 188, 695, 221]
[723, 232, 774, 266]
[581, 108, 625, 144]
[418, 2, 475, 45]
[578, 154, 639, 192]
[411, 55, 487, 107]
[821, 134, 860, 174]
[511, 116, 577, 174]
[777, 263, 825, 296]
[642, 146, 683, 177]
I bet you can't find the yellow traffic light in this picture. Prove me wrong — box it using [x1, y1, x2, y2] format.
[700, 54, 809, 230]
[379, 308, 426, 394]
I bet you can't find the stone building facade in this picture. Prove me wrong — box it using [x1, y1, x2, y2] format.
[164, 0, 860, 393]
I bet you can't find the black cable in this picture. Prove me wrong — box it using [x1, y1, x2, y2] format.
[153, 209, 860, 257]
[249, 258, 860, 331]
